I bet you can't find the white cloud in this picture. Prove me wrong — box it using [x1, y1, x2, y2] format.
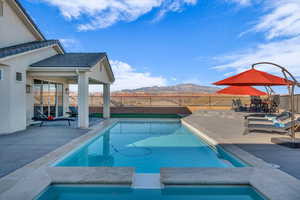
[110, 60, 167, 91]
[69, 60, 167, 92]
[60, 38, 81, 50]
[213, 0, 300, 81]
[225, 0, 252, 6]
[213, 36, 300, 76]
[154, 0, 197, 21]
[38, 0, 197, 30]
[254, 0, 300, 40]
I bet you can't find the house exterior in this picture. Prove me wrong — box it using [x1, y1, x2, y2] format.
[0, 0, 115, 134]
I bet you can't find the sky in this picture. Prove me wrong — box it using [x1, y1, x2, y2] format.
[21, 0, 300, 93]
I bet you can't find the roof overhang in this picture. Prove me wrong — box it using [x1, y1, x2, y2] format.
[0, 43, 64, 62]
[0, 63, 9, 67]
[7, 0, 45, 41]
[28, 67, 109, 85]
[29, 53, 115, 83]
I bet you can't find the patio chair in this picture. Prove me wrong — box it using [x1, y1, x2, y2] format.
[66, 107, 78, 117]
[269, 95, 280, 113]
[232, 99, 238, 111]
[36, 111, 75, 126]
[234, 99, 248, 112]
[245, 117, 300, 134]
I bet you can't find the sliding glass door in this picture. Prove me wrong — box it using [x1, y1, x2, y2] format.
[33, 80, 64, 118]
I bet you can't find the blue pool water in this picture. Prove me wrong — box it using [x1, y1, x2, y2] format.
[36, 185, 266, 200]
[55, 121, 246, 172]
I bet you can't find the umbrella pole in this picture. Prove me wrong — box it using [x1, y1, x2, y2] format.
[282, 70, 296, 143]
[291, 85, 296, 143]
[251, 62, 299, 144]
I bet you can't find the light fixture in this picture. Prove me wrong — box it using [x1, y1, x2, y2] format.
[65, 88, 69, 94]
[26, 84, 31, 93]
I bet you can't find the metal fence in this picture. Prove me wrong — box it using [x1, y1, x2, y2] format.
[68, 94, 300, 112]
[69, 95, 251, 108]
[279, 94, 300, 113]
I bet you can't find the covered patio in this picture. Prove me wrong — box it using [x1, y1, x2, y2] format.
[28, 53, 115, 128]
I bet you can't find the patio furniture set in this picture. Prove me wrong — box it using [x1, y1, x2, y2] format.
[214, 62, 300, 145]
[232, 95, 280, 113]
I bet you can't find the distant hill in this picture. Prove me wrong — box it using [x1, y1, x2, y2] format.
[119, 84, 219, 94]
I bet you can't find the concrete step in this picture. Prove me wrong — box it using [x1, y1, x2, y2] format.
[132, 173, 161, 189]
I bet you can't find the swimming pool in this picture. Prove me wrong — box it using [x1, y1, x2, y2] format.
[35, 185, 266, 200]
[55, 121, 246, 172]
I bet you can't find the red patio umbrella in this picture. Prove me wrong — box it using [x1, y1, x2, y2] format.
[213, 63, 299, 142]
[216, 86, 267, 96]
[213, 68, 293, 86]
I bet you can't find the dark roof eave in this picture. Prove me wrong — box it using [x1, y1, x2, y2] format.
[0, 40, 64, 60]
[14, 0, 45, 41]
[30, 65, 91, 68]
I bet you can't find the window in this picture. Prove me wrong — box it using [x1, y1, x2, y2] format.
[16, 72, 22, 81]
[0, 1, 3, 17]
[0, 69, 3, 80]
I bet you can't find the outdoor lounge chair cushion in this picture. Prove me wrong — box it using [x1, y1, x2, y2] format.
[246, 112, 291, 122]
[35, 110, 75, 126]
[247, 118, 300, 132]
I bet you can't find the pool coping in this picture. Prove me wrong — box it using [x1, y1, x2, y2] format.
[0, 118, 300, 200]
[160, 167, 300, 200]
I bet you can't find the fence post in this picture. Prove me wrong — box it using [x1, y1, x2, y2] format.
[297, 95, 299, 113]
[209, 96, 211, 108]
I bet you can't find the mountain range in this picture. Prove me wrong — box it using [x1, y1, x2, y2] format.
[119, 84, 219, 94]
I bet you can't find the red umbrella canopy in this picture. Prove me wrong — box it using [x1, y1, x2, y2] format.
[213, 68, 293, 86]
[216, 86, 267, 96]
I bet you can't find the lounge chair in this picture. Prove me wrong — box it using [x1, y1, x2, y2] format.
[245, 111, 290, 119]
[36, 111, 75, 126]
[245, 117, 300, 134]
[246, 111, 291, 123]
[66, 107, 78, 117]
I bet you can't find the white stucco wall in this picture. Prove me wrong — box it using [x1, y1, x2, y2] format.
[0, 47, 58, 134]
[0, 65, 11, 133]
[0, 0, 37, 48]
[88, 61, 111, 84]
[26, 76, 34, 125]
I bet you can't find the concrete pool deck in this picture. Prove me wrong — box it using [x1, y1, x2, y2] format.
[0, 116, 300, 199]
[183, 110, 300, 179]
[0, 118, 103, 178]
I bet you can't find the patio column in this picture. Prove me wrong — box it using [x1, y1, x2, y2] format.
[103, 83, 111, 118]
[63, 83, 69, 116]
[78, 72, 89, 128]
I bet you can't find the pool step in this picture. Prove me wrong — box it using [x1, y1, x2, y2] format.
[132, 173, 162, 189]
